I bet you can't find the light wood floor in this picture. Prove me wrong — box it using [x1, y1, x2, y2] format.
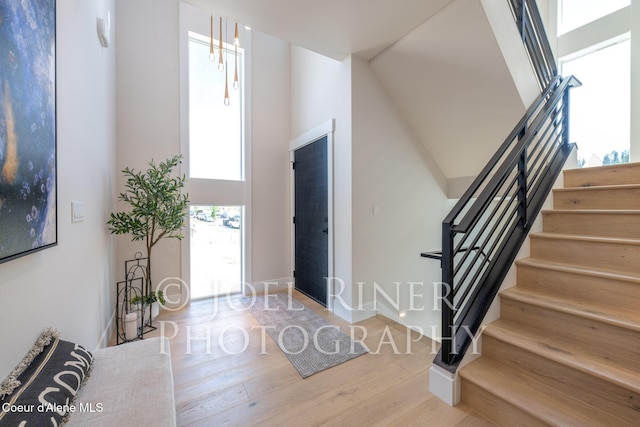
[140, 291, 493, 426]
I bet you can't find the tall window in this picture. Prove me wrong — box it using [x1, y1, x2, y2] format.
[559, 0, 630, 35]
[188, 32, 244, 181]
[556, 1, 631, 166]
[561, 38, 630, 166]
[180, 3, 250, 301]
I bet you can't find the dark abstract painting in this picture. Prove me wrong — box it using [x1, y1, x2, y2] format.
[0, 0, 57, 264]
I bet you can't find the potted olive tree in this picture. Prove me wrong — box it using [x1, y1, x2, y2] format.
[108, 155, 189, 318]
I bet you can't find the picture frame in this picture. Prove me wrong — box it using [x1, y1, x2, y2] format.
[0, 0, 57, 264]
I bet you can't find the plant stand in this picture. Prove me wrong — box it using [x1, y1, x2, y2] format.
[116, 253, 158, 345]
[115, 277, 144, 344]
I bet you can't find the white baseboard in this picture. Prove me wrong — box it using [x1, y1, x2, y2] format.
[332, 299, 376, 323]
[429, 364, 460, 406]
[246, 277, 294, 295]
[97, 311, 116, 350]
[376, 301, 400, 324]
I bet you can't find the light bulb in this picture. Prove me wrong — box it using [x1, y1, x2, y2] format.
[224, 96, 230, 106]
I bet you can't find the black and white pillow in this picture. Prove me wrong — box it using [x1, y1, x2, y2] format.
[0, 328, 94, 426]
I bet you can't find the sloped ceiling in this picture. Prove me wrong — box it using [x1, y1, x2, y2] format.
[181, 0, 456, 60]
[371, 0, 528, 179]
[184, 0, 533, 180]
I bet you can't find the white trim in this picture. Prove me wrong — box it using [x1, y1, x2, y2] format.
[289, 119, 335, 311]
[96, 311, 116, 350]
[178, 3, 252, 301]
[289, 120, 335, 151]
[332, 300, 377, 324]
[429, 364, 460, 406]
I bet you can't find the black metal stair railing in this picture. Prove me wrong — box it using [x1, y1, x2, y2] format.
[422, 0, 581, 372]
[509, 0, 557, 90]
[423, 75, 580, 372]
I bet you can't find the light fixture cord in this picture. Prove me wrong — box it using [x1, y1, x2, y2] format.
[224, 19, 230, 105]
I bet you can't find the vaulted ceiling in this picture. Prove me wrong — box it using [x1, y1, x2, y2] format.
[183, 0, 539, 179]
[181, 0, 456, 60]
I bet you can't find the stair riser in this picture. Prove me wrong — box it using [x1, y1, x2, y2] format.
[461, 380, 547, 427]
[553, 187, 640, 210]
[517, 263, 640, 311]
[530, 236, 640, 275]
[500, 297, 640, 370]
[564, 164, 640, 188]
[543, 212, 640, 239]
[483, 335, 640, 423]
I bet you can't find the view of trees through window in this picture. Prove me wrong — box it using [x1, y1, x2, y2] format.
[558, 1, 630, 168]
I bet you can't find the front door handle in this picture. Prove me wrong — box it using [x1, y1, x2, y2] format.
[322, 228, 328, 234]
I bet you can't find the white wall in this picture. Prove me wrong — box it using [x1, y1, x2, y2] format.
[289, 46, 354, 313]
[0, 0, 117, 375]
[250, 32, 291, 282]
[115, 0, 182, 293]
[482, 0, 540, 108]
[116, 0, 291, 297]
[351, 57, 450, 337]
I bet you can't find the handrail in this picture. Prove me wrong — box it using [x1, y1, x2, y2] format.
[509, 0, 557, 90]
[447, 76, 562, 233]
[434, 75, 579, 372]
[429, 0, 581, 373]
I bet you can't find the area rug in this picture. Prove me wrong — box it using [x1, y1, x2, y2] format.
[242, 293, 368, 378]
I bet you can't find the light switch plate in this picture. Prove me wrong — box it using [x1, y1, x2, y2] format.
[72, 201, 85, 223]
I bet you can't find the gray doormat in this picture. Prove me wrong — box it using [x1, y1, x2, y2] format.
[242, 293, 368, 378]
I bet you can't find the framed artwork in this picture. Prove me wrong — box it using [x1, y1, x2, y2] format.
[0, 0, 57, 264]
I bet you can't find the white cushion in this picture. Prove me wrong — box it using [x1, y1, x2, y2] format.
[66, 337, 176, 427]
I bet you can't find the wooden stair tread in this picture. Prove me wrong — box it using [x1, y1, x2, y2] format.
[531, 231, 640, 245]
[460, 358, 635, 427]
[484, 319, 640, 393]
[542, 209, 640, 215]
[515, 257, 640, 284]
[554, 183, 640, 192]
[564, 163, 640, 188]
[461, 164, 640, 423]
[500, 287, 640, 332]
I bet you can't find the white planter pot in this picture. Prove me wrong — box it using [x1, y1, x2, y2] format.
[150, 302, 160, 320]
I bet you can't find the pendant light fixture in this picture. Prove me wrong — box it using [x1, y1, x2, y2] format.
[209, 15, 215, 61]
[224, 19, 230, 106]
[209, 15, 240, 105]
[233, 22, 239, 90]
[218, 16, 224, 72]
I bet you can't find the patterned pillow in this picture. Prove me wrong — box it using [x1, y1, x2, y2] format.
[0, 328, 94, 426]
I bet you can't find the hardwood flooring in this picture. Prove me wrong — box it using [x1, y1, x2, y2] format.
[138, 290, 492, 426]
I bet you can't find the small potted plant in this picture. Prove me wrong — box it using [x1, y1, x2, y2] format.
[131, 291, 166, 321]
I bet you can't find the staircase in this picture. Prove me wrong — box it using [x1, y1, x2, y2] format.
[459, 162, 640, 426]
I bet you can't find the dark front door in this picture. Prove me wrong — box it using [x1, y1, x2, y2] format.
[294, 136, 328, 306]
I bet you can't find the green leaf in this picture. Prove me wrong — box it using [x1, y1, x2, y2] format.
[107, 154, 190, 251]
